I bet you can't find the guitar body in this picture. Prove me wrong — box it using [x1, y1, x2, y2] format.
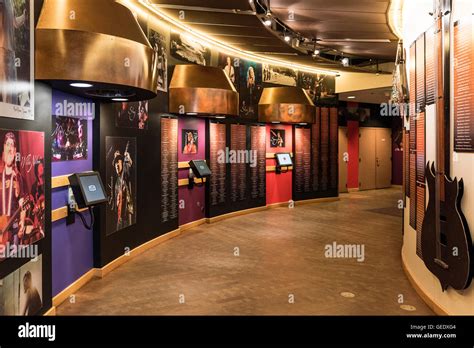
[421, 162, 473, 291]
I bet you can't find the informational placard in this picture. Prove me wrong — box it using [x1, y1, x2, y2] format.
[329, 107, 338, 190]
[409, 43, 417, 117]
[416, 112, 425, 183]
[161, 117, 178, 223]
[410, 153, 417, 229]
[425, 25, 436, 105]
[320, 107, 329, 191]
[209, 122, 227, 206]
[454, 18, 474, 152]
[312, 108, 320, 192]
[230, 124, 247, 202]
[294, 127, 311, 193]
[250, 125, 266, 199]
[416, 34, 426, 111]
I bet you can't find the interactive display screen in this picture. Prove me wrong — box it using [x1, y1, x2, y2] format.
[275, 153, 293, 167]
[189, 160, 212, 178]
[69, 172, 107, 208]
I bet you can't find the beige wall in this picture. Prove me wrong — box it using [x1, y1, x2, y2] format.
[402, 0, 474, 315]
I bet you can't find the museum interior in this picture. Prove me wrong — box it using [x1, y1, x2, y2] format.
[0, 0, 473, 318]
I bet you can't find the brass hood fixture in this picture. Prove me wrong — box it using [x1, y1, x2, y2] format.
[258, 87, 316, 124]
[36, 0, 157, 101]
[169, 65, 239, 116]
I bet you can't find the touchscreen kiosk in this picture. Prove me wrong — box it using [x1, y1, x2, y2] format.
[69, 172, 108, 209]
[189, 160, 212, 178]
[275, 153, 293, 167]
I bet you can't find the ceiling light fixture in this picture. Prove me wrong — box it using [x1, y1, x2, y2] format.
[112, 98, 128, 102]
[284, 33, 291, 42]
[264, 18, 272, 26]
[347, 96, 356, 99]
[127, 0, 339, 76]
[70, 82, 93, 88]
[341, 57, 350, 67]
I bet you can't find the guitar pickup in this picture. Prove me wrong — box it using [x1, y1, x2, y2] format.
[434, 258, 449, 270]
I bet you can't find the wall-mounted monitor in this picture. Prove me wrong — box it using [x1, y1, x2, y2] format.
[189, 160, 212, 178]
[68, 172, 108, 209]
[275, 153, 293, 167]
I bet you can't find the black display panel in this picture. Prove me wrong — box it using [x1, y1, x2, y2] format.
[276, 153, 293, 167]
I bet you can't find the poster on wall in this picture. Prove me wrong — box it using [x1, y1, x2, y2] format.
[161, 117, 178, 223]
[148, 28, 168, 93]
[239, 60, 262, 119]
[115, 101, 149, 130]
[0, 129, 45, 255]
[105, 137, 137, 235]
[263, 64, 297, 86]
[182, 129, 198, 155]
[0, 0, 34, 120]
[170, 32, 211, 66]
[218, 53, 240, 90]
[270, 129, 285, 148]
[0, 255, 43, 316]
[51, 116, 88, 161]
[298, 73, 336, 104]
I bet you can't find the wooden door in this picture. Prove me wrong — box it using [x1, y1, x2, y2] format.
[375, 128, 392, 189]
[338, 127, 348, 193]
[358, 128, 376, 190]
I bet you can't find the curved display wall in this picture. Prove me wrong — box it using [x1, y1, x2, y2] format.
[402, 0, 474, 315]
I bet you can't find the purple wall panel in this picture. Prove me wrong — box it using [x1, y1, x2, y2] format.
[52, 216, 94, 296]
[51, 90, 95, 296]
[178, 117, 206, 225]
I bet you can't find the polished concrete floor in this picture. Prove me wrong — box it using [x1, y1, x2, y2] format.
[57, 188, 433, 315]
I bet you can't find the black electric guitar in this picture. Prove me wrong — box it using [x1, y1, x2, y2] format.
[420, 0, 473, 291]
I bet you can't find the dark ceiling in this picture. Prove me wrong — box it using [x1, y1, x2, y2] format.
[147, 0, 398, 71]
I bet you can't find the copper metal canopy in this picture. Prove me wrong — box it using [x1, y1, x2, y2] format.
[36, 0, 157, 101]
[258, 87, 316, 124]
[169, 65, 239, 116]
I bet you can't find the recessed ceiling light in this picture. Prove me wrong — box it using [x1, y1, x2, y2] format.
[186, 112, 198, 115]
[112, 98, 128, 102]
[215, 116, 226, 119]
[341, 57, 350, 67]
[284, 35, 291, 42]
[70, 82, 93, 88]
[299, 123, 307, 126]
[271, 121, 280, 124]
[313, 49, 320, 56]
[264, 19, 272, 26]
[347, 96, 356, 99]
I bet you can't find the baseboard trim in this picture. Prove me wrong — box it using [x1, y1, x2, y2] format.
[401, 251, 449, 315]
[180, 218, 207, 232]
[206, 206, 268, 224]
[295, 197, 340, 206]
[347, 188, 360, 193]
[43, 306, 57, 316]
[52, 269, 97, 307]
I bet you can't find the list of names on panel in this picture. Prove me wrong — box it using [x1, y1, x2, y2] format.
[320, 108, 329, 191]
[295, 127, 311, 193]
[230, 124, 247, 202]
[161, 117, 178, 223]
[250, 125, 266, 199]
[312, 108, 320, 191]
[454, 18, 474, 152]
[210, 122, 227, 206]
[329, 107, 338, 190]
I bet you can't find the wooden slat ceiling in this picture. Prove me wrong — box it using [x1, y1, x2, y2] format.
[148, 0, 397, 70]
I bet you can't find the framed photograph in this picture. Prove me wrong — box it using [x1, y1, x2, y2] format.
[115, 101, 149, 130]
[182, 129, 198, 155]
[0, 129, 45, 256]
[239, 60, 262, 119]
[170, 32, 211, 66]
[263, 64, 297, 86]
[51, 116, 88, 161]
[270, 129, 285, 148]
[218, 53, 240, 90]
[0, 255, 43, 316]
[0, 0, 34, 120]
[148, 28, 168, 93]
[105, 137, 137, 235]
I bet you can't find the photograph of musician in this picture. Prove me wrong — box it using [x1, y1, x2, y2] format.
[270, 129, 285, 148]
[52, 116, 88, 161]
[137, 101, 148, 130]
[0, 0, 26, 105]
[0, 130, 45, 251]
[223, 56, 235, 84]
[116, 101, 149, 130]
[106, 138, 136, 234]
[20, 270, 42, 316]
[182, 129, 198, 155]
